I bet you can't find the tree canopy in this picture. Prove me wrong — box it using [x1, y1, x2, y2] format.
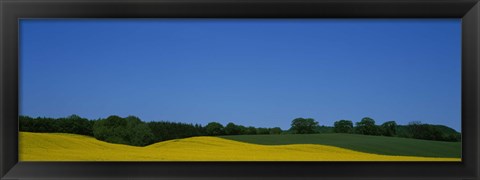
[93, 115, 154, 146]
[290, 118, 319, 134]
[224, 122, 242, 135]
[355, 117, 380, 135]
[333, 120, 354, 133]
[205, 122, 225, 136]
[380, 121, 397, 136]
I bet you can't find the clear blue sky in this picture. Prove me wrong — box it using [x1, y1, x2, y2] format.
[19, 19, 461, 131]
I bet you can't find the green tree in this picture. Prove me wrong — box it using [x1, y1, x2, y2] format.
[406, 121, 423, 138]
[93, 115, 154, 146]
[205, 122, 225, 136]
[245, 126, 257, 135]
[224, 122, 241, 135]
[269, 127, 283, 134]
[19, 115, 34, 132]
[124, 116, 155, 145]
[355, 117, 380, 135]
[237, 125, 247, 135]
[19, 115, 93, 136]
[256, 127, 270, 134]
[380, 121, 397, 136]
[147, 121, 203, 142]
[333, 120, 354, 133]
[314, 125, 334, 133]
[65, 114, 94, 136]
[290, 118, 319, 134]
[407, 121, 444, 141]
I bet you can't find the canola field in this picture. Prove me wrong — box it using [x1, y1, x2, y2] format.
[19, 132, 461, 161]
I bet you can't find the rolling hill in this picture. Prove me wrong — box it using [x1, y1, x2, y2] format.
[19, 132, 460, 161]
[220, 133, 461, 158]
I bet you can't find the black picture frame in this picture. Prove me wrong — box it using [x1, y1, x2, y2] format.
[1, 0, 479, 179]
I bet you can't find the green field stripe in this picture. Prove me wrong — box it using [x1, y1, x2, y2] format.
[220, 133, 461, 158]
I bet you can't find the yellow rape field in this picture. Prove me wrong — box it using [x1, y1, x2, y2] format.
[19, 132, 460, 161]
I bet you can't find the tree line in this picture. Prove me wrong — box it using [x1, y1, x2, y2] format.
[20, 115, 94, 136]
[19, 115, 283, 146]
[328, 117, 460, 142]
[289, 117, 460, 142]
[19, 115, 461, 146]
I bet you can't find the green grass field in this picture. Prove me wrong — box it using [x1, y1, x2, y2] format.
[220, 133, 461, 158]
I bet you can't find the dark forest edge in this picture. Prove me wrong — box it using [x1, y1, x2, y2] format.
[19, 115, 461, 147]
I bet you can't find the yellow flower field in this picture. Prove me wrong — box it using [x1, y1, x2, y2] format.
[19, 132, 460, 161]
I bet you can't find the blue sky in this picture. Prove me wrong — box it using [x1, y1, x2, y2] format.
[20, 19, 461, 131]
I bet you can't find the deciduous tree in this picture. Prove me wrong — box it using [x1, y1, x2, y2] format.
[290, 118, 319, 134]
[334, 120, 354, 133]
